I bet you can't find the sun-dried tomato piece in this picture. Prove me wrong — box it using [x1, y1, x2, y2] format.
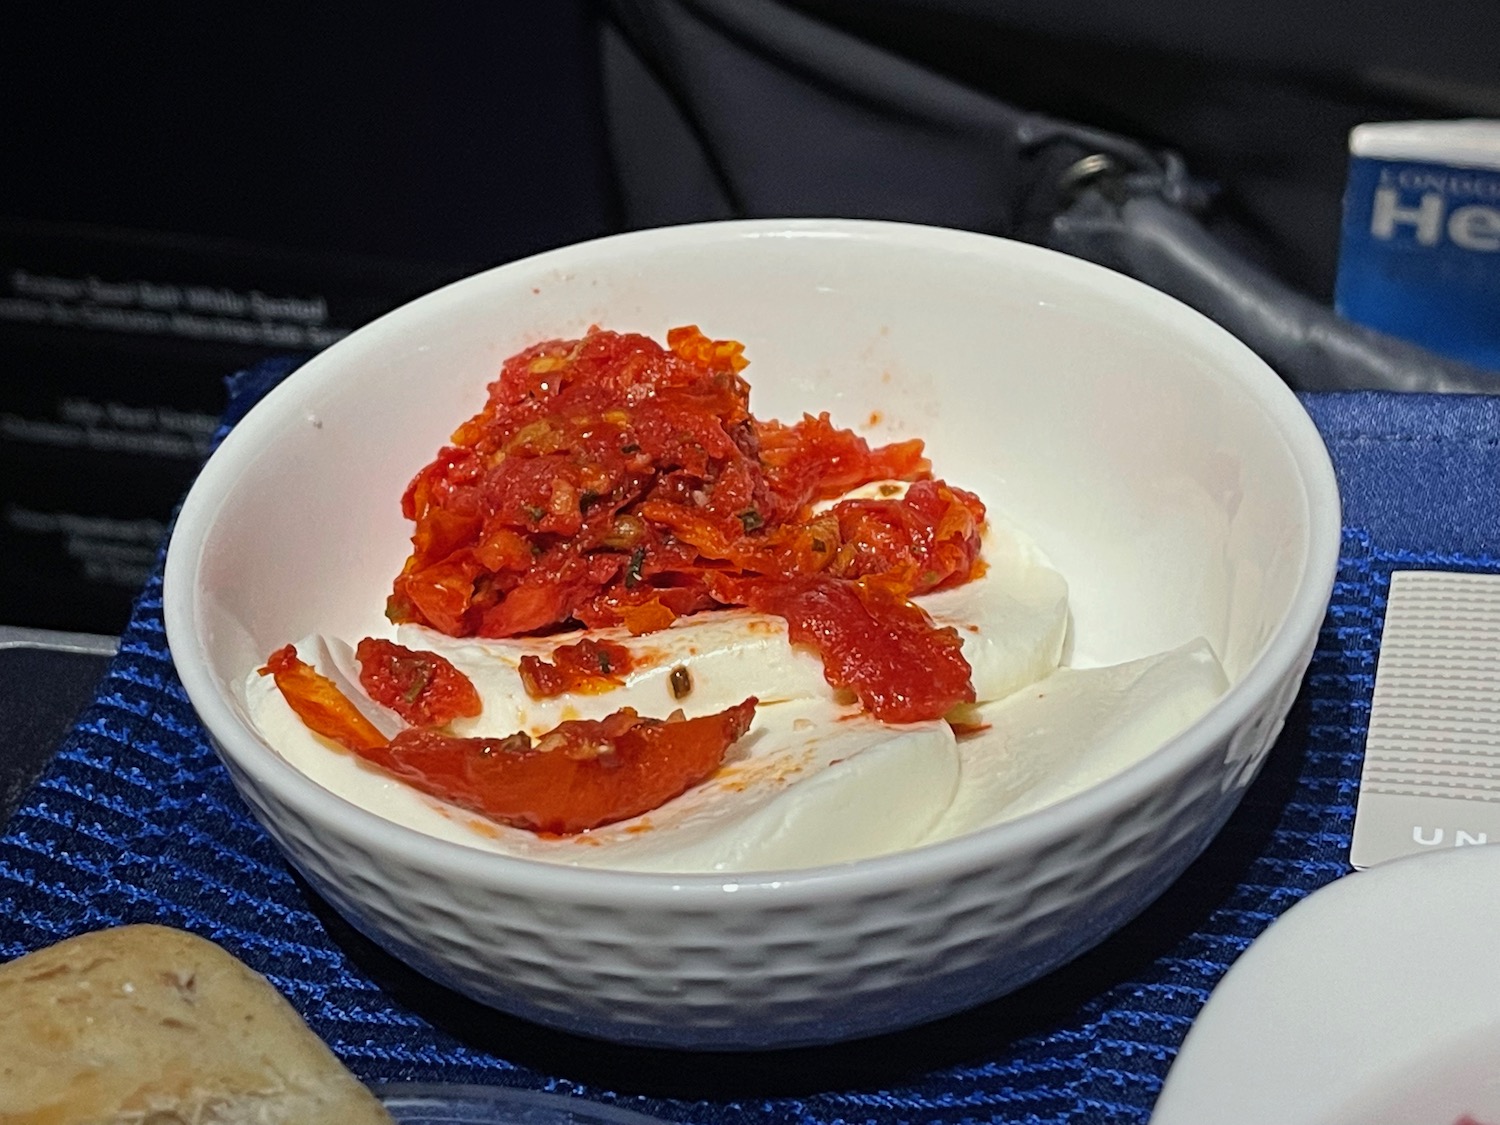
[357, 698, 758, 834]
[741, 577, 974, 724]
[518, 638, 635, 698]
[260, 645, 387, 753]
[355, 638, 482, 727]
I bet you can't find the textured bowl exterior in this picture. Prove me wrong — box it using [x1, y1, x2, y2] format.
[209, 632, 1315, 1049]
[165, 220, 1340, 1049]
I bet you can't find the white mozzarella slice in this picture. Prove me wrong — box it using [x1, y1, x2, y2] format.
[398, 612, 829, 738]
[921, 638, 1229, 843]
[922, 570, 1067, 706]
[244, 634, 1227, 873]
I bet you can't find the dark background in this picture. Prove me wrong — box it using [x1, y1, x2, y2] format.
[3, 8, 614, 270]
[2, 8, 615, 634]
[6, 3, 1498, 635]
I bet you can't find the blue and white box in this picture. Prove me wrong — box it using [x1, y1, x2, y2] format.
[1335, 120, 1500, 373]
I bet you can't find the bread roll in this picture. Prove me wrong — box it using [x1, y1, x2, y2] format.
[0, 923, 393, 1124]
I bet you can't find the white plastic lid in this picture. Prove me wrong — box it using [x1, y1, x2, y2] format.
[373, 1084, 678, 1125]
[1349, 119, 1500, 170]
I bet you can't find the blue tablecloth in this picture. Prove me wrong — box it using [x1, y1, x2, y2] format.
[3, 362, 1498, 1123]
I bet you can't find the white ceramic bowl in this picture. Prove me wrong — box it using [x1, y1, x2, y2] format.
[163, 219, 1340, 1049]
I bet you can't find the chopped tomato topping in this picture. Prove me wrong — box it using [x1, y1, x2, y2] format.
[519, 638, 635, 698]
[383, 325, 986, 723]
[756, 412, 930, 510]
[260, 645, 387, 753]
[355, 637, 482, 727]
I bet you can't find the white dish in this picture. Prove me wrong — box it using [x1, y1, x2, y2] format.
[1152, 844, 1500, 1125]
[373, 1085, 673, 1125]
[163, 219, 1340, 1047]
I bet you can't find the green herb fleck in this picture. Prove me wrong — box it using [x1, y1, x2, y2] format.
[523, 504, 546, 522]
[399, 662, 431, 704]
[738, 509, 764, 532]
[625, 546, 647, 588]
[384, 593, 415, 624]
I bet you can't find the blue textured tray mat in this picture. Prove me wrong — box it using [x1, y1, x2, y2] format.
[3, 365, 1498, 1124]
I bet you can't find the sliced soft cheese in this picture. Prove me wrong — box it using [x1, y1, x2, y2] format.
[399, 610, 830, 735]
[922, 638, 1229, 842]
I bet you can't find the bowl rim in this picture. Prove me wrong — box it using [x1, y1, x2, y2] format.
[163, 217, 1342, 907]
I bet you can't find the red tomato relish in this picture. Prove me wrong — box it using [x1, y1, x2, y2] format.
[264, 326, 988, 836]
[386, 326, 986, 722]
[355, 637, 481, 727]
[518, 637, 634, 699]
